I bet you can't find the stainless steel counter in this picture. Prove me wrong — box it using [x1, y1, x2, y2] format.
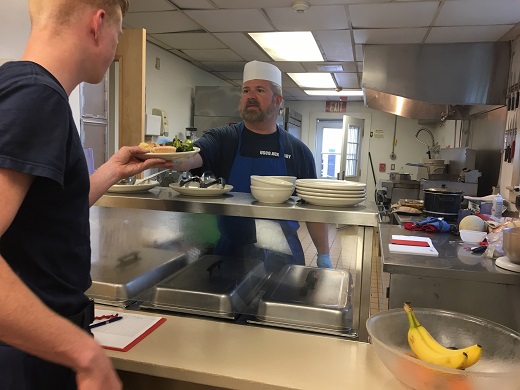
[95, 188, 379, 227]
[380, 224, 520, 285]
[379, 224, 520, 331]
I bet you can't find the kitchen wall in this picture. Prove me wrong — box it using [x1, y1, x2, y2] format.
[145, 44, 229, 140]
[285, 100, 456, 199]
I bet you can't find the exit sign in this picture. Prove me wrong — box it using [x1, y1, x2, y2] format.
[325, 101, 347, 112]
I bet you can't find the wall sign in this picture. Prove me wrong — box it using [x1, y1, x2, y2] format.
[325, 101, 347, 113]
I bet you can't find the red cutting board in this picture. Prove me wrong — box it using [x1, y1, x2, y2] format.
[391, 239, 430, 247]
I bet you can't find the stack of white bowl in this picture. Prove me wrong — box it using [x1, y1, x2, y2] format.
[250, 175, 296, 204]
[296, 179, 367, 207]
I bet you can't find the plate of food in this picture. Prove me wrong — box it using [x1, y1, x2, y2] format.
[169, 183, 233, 197]
[137, 146, 200, 162]
[107, 180, 160, 193]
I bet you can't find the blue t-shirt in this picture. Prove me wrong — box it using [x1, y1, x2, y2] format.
[194, 122, 317, 180]
[0, 61, 91, 317]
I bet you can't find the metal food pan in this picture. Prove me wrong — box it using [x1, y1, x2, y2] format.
[87, 248, 187, 304]
[255, 265, 353, 333]
[148, 255, 268, 319]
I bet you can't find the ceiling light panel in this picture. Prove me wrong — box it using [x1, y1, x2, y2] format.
[288, 73, 335, 88]
[304, 90, 364, 96]
[184, 9, 273, 32]
[249, 32, 324, 61]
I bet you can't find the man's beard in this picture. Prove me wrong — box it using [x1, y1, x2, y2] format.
[241, 98, 277, 123]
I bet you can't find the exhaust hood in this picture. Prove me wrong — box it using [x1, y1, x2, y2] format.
[361, 42, 510, 120]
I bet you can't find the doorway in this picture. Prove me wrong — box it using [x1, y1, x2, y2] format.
[315, 115, 364, 180]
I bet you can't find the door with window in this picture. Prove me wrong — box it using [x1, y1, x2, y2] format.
[315, 115, 364, 180]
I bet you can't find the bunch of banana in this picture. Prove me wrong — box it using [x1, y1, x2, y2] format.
[404, 302, 482, 369]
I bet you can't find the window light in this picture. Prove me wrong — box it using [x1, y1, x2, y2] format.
[249, 32, 324, 61]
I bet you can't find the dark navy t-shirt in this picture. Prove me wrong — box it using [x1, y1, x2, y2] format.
[194, 122, 317, 180]
[0, 61, 91, 317]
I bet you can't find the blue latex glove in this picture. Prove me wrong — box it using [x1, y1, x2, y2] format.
[156, 135, 173, 145]
[317, 254, 332, 268]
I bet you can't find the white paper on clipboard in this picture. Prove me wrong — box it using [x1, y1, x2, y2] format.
[91, 309, 166, 352]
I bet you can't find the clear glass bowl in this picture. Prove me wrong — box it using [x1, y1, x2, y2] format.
[366, 308, 520, 390]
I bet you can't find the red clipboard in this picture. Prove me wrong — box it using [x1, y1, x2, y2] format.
[391, 239, 430, 247]
[101, 317, 167, 352]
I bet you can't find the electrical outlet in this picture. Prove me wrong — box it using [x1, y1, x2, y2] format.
[391, 164, 395, 170]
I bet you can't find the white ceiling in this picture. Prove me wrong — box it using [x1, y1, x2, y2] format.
[123, 0, 520, 101]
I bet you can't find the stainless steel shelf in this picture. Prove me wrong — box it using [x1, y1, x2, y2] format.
[95, 188, 379, 226]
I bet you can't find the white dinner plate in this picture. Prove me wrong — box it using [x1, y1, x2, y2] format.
[296, 188, 366, 198]
[298, 193, 366, 207]
[137, 147, 200, 162]
[169, 183, 233, 196]
[107, 180, 160, 193]
[295, 185, 366, 196]
[295, 179, 366, 191]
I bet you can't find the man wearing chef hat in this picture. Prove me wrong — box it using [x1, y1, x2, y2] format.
[177, 60, 331, 269]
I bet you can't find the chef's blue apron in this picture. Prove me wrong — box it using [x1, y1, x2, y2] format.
[214, 123, 304, 270]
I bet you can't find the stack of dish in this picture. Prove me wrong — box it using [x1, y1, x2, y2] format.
[250, 175, 296, 204]
[296, 179, 366, 207]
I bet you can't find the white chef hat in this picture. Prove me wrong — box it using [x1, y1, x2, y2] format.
[243, 60, 282, 87]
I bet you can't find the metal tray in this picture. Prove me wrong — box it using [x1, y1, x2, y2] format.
[146, 255, 268, 319]
[86, 248, 187, 306]
[251, 265, 355, 337]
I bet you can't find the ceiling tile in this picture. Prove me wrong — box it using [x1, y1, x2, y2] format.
[353, 28, 428, 44]
[170, 0, 216, 9]
[213, 33, 272, 61]
[265, 6, 349, 31]
[437, 0, 520, 26]
[201, 62, 247, 72]
[150, 32, 226, 49]
[315, 30, 354, 61]
[123, 11, 202, 33]
[212, 0, 291, 8]
[146, 34, 173, 50]
[334, 73, 360, 88]
[213, 72, 243, 80]
[357, 61, 363, 72]
[355, 45, 364, 61]
[181, 49, 244, 62]
[426, 25, 516, 43]
[184, 9, 274, 32]
[349, 2, 439, 28]
[128, 0, 176, 12]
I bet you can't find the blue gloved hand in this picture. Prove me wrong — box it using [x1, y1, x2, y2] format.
[156, 135, 173, 145]
[317, 253, 332, 268]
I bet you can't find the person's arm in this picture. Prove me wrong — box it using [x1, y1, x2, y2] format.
[0, 168, 121, 389]
[306, 221, 332, 268]
[171, 152, 203, 172]
[89, 145, 173, 206]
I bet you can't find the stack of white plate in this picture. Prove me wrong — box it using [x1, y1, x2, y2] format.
[296, 179, 367, 207]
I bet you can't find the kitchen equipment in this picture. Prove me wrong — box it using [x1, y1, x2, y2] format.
[389, 172, 411, 181]
[87, 247, 187, 306]
[366, 307, 520, 390]
[251, 185, 294, 204]
[503, 227, 520, 264]
[380, 180, 421, 206]
[459, 230, 487, 244]
[146, 255, 268, 319]
[423, 186, 463, 218]
[250, 265, 355, 337]
[135, 169, 170, 185]
[107, 181, 160, 193]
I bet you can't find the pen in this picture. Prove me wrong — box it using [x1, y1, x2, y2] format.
[89, 316, 123, 329]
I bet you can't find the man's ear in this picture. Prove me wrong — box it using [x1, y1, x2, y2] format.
[90, 9, 106, 42]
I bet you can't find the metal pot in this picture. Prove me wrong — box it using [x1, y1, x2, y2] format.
[423, 186, 463, 217]
[389, 172, 411, 181]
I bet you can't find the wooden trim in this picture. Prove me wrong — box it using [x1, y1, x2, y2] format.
[115, 28, 146, 148]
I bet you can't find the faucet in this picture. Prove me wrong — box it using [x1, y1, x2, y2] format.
[415, 127, 440, 159]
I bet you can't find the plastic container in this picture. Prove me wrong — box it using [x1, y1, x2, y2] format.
[492, 194, 503, 218]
